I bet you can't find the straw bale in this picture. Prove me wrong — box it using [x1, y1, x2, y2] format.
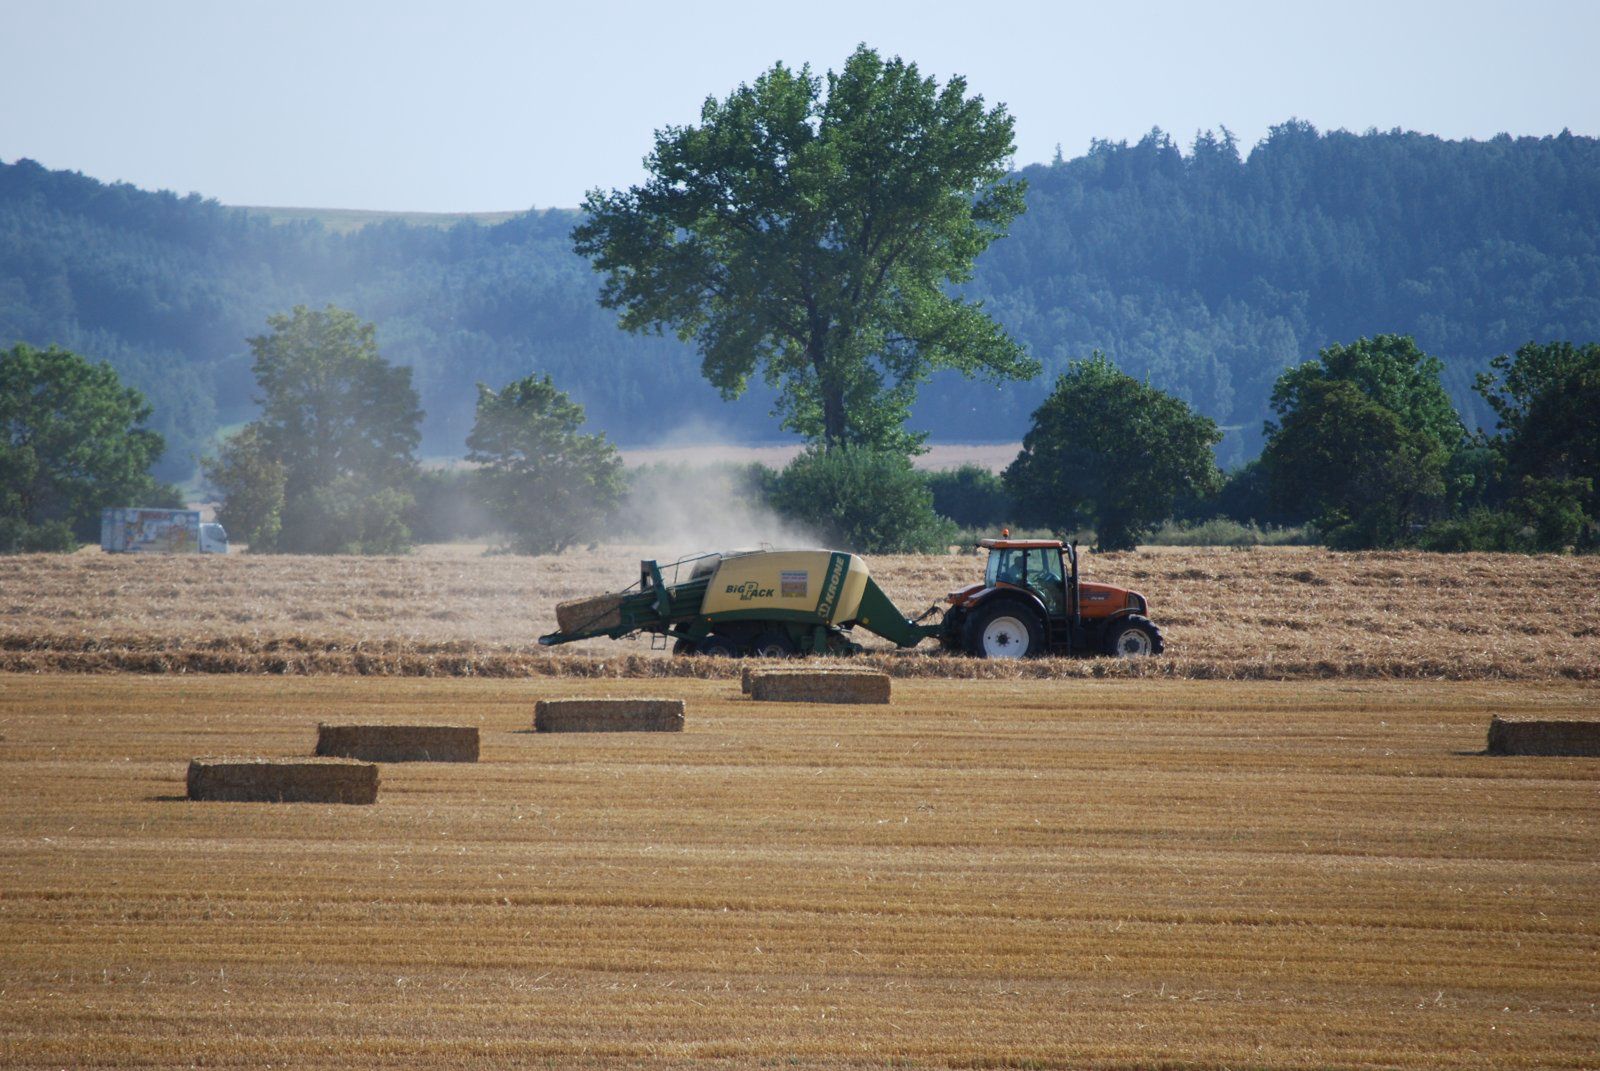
[535, 698, 684, 732]
[187, 757, 378, 803]
[1486, 715, 1600, 757]
[556, 592, 624, 634]
[315, 723, 478, 762]
[749, 670, 891, 704]
[741, 664, 860, 694]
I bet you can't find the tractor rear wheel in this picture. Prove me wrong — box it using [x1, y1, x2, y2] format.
[1104, 615, 1164, 657]
[963, 601, 1044, 659]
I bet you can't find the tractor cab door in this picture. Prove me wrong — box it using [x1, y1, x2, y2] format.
[1022, 547, 1067, 618]
[984, 547, 1068, 618]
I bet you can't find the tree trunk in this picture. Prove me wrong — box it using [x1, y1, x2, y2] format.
[811, 334, 847, 451]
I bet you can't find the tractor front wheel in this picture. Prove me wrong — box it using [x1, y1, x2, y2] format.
[963, 601, 1044, 659]
[1104, 615, 1164, 657]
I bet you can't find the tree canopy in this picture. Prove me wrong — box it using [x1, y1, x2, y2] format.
[465, 373, 626, 554]
[571, 45, 1037, 452]
[769, 447, 956, 553]
[1004, 353, 1222, 550]
[1261, 335, 1455, 547]
[206, 306, 421, 553]
[0, 342, 176, 551]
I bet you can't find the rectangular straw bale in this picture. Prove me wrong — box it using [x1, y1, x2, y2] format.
[535, 698, 684, 733]
[741, 665, 843, 694]
[315, 724, 479, 762]
[749, 670, 891, 704]
[1487, 715, 1600, 757]
[555, 592, 624, 634]
[187, 758, 378, 803]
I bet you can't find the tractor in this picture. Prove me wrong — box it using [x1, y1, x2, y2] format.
[937, 536, 1163, 658]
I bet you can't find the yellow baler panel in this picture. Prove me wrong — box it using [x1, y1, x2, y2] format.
[701, 550, 866, 621]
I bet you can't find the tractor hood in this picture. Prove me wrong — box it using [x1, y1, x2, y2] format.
[1079, 581, 1147, 616]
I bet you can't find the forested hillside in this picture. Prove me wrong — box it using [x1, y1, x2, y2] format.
[3, 122, 1598, 479]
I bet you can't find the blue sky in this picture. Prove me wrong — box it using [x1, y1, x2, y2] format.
[3, 0, 1596, 211]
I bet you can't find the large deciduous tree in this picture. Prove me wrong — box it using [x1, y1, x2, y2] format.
[1004, 353, 1222, 551]
[572, 45, 1038, 453]
[205, 306, 422, 553]
[466, 374, 626, 555]
[1474, 340, 1600, 518]
[1, 342, 177, 552]
[1262, 335, 1460, 548]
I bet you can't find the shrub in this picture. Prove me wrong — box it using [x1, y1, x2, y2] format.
[927, 465, 1013, 528]
[771, 448, 956, 554]
[1144, 518, 1316, 547]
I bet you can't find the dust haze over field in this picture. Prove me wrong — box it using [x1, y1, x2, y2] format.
[616, 463, 820, 556]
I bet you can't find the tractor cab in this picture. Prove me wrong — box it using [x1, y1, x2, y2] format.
[982, 540, 1070, 618]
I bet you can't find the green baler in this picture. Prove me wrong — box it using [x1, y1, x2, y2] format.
[538, 548, 942, 656]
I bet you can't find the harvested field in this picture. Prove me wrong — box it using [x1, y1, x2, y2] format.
[534, 697, 685, 732]
[1, 675, 1596, 1068]
[315, 723, 480, 762]
[186, 757, 378, 803]
[748, 669, 891, 704]
[1, 545, 1597, 680]
[1487, 714, 1600, 756]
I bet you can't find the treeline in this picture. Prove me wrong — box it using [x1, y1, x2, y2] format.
[4, 123, 1599, 478]
[7, 308, 1593, 556]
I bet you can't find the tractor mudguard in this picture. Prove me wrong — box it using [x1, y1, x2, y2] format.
[958, 584, 1050, 621]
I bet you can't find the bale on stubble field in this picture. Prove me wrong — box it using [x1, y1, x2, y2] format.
[740, 665, 845, 694]
[1486, 715, 1600, 756]
[555, 592, 624, 634]
[748, 670, 891, 704]
[315, 723, 479, 762]
[186, 758, 379, 803]
[534, 698, 685, 732]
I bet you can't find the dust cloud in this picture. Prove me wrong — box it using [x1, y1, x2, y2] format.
[611, 422, 820, 557]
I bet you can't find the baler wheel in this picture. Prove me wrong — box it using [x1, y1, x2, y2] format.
[697, 634, 742, 657]
[751, 630, 798, 658]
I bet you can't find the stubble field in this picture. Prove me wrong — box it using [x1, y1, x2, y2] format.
[2, 547, 1596, 1068]
[0, 545, 1596, 680]
[1, 674, 1597, 1069]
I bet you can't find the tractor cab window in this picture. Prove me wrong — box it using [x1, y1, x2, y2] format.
[985, 549, 1024, 588]
[986, 546, 1066, 614]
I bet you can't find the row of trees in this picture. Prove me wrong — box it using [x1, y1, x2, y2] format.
[2, 311, 1594, 556]
[204, 306, 630, 555]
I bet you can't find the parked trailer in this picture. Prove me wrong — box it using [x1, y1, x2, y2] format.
[100, 508, 228, 554]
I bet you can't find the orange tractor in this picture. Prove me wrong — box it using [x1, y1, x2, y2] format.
[936, 536, 1164, 658]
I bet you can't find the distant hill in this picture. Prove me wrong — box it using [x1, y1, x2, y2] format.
[233, 206, 524, 234]
[4, 123, 1598, 480]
